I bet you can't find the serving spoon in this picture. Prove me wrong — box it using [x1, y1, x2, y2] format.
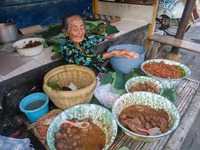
[137, 127, 162, 136]
[60, 120, 90, 128]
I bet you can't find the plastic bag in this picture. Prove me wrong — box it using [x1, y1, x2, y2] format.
[0, 135, 35, 150]
[94, 83, 120, 108]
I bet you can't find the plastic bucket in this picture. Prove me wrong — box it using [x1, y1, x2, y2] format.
[108, 44, 146, 74]
[19, 92, 49, 123]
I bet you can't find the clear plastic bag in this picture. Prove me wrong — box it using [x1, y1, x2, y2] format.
[94, 83, 120, 109]
[0, 135, 35, 150]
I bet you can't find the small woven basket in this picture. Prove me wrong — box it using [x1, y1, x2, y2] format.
[43, 65, 97, 110]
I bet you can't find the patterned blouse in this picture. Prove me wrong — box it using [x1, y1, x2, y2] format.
[60, 35, 108, 73]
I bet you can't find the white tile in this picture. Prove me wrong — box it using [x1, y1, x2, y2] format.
[98, 2, 154, 23]
[31, 46, 55, 65]
[113, 19, 148, 36]
[1, 60, 41, 80]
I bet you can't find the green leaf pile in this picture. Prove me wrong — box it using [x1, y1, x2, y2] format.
[100, 69, 144, 95]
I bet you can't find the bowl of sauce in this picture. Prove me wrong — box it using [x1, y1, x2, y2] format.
[19, 92, 49, 123]
[47, 104, 118, 150]
[112, 92, 180, 142]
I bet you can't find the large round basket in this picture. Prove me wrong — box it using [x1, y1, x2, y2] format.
[43, 65, 97, 110]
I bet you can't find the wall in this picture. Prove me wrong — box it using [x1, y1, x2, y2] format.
[0, 0, 92, 28]
[98, 1, 154, 23]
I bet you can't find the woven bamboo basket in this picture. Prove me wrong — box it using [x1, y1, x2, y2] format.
[43, 65, 97, 110]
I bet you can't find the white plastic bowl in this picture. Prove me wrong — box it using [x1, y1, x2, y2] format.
[13, 37, 45, 56]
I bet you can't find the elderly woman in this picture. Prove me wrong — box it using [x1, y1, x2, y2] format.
[60, 13, 138, 73]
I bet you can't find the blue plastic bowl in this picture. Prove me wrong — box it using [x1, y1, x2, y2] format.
[108, 44, 146, 74]
[19, 92, 49, 123]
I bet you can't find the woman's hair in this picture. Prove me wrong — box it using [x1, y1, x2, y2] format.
[61, 13, 85, 33]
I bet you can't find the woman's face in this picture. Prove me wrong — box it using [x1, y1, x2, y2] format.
[67, 16, 85, 45]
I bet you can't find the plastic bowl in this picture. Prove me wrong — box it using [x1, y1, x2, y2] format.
[19, 92, 49, 123]
[125, 76, 164, 95]
[13, 37, 45, 56]
[112, 92, 180, 142]
[108, 44, 146, 74]
[47, 104, 118, 150]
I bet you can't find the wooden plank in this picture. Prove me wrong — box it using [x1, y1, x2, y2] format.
[148, 34, 200, 53]
[176, 82, 197, 115]
[178, 82, 198, 115]
[163, 86, 200, 150]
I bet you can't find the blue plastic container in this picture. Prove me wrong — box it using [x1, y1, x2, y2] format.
[108, 44, 146, 74]
[19, 92, 49, 123]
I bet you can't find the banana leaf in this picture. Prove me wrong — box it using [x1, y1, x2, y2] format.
[161, 89, 179, 103]
[101, 72, 113, 85]
[110, 70, 126, 95]
[48, 81, 61, 90]
[106, 22, 120, 34]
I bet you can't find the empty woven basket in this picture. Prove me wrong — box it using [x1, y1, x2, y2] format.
[43, 65, 97, 110]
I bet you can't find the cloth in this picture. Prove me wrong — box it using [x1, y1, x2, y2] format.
[60, 35, 108, 72]
[181, 0, 200, 24]
[0, 135, 34, 150]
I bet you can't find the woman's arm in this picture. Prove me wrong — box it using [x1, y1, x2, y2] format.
[103, 49, 139, 60]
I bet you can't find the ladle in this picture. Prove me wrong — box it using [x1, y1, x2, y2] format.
[60, 120, 90, 128]
[137, 127, 162, 136]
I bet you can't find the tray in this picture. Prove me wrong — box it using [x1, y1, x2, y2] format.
[86, 14, 121, 24]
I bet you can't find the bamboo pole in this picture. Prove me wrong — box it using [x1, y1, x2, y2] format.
[145, 0, 159, 59]
[92, 0, 98, 15]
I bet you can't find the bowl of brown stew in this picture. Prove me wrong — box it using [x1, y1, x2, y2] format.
[47, 104, 118, 150]
[141, 59, 191, 89]
[13, 37, 45, 56]
[125, 76, 164, 95]
[112, 92, 180, 142]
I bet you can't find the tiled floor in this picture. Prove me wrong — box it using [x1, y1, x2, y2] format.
[0, 47, 54, 81]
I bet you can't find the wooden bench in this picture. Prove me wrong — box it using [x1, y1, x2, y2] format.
[147, 34, 200, 59]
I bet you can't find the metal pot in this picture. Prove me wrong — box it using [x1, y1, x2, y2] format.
[0, 22, 18, 43]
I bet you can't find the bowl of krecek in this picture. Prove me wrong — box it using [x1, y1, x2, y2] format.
[141, 59, 191, 89]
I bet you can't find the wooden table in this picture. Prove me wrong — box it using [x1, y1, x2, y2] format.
[24, 78, 200, 150]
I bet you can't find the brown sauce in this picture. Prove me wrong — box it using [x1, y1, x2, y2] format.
[23, 40, 42, 48]
[55, 118, 106, 150]
[119, 105, 169, 135]
[129, 81, 159, 94]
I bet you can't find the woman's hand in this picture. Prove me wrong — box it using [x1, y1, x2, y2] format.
[113, 49, 139, 59]
[105, 34, 114, 40]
